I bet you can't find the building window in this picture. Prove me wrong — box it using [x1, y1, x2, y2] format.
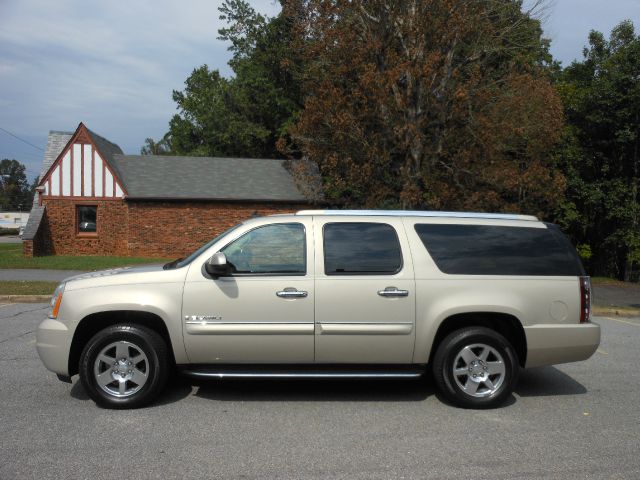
[77, 205, 97, 234]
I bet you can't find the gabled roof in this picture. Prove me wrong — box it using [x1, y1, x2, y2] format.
[111, 154, 308, 202]
[36, 123, 314, 203]
[86, 128, 124, 173]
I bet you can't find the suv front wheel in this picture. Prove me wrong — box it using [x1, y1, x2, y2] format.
[79, 324, 169, 409]
[432, 327, 519, 409]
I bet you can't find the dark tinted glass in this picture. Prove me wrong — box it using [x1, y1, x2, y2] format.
[414, 224, 582, 276]
[324, 223, 402, 275]
[77, 206, 97, 233]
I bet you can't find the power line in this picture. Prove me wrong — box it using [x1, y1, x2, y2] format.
[0, 127, 44, 152]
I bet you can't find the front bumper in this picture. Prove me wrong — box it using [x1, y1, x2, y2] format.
[36, 318, 72, 376]
[524, 322, 601, 368]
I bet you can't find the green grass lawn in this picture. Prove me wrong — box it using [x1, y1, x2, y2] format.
[0, 244, 169, 270]
[0, 281, 59, 296]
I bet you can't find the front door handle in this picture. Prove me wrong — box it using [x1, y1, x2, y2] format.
[276, 288, 308, 298]
[377, 287, 409, 297]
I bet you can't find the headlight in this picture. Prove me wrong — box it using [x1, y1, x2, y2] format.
[48, 283, 66, 319]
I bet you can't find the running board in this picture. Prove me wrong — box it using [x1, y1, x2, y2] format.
[180, 365, 425, 379]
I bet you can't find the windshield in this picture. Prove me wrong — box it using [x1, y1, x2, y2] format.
[166, 223, 244, 270]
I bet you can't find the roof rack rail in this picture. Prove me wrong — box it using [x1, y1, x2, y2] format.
[295, 209, 538, 221]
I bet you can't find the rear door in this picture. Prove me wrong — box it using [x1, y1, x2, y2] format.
[313, 217, 416, 363]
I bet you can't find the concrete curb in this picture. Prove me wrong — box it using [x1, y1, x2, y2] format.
[0, 295, 50, 303]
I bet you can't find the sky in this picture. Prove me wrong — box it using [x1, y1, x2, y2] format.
[0, 0, 638, 183]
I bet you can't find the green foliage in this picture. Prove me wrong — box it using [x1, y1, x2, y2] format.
[576, 244, 593, 261]
[0, 159, 32, 211]
[555, 20, 640, 281]
[141, 135, 171, 155]
[147, 1, 301, 159]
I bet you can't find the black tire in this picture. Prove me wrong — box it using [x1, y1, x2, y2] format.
[79, 324, 169, 409]
[432, 327, 519, 409]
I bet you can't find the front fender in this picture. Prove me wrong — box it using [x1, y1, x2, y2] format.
[60, 283, 188, 364]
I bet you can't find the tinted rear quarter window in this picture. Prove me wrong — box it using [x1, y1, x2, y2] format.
[324, 222, 402, 275]
[414, 223, 582, 276]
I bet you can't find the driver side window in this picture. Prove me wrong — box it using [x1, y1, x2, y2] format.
[221, 223, 306, 275]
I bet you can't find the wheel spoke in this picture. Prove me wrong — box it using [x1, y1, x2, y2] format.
[115, 342, 129, 361]
[96, 369, 114, 387]
[483, 378, 495, 391]
[130, 368, 148, 386]
[464, 378, 479, 395]
[454, 367, 468, 377]
[118, 379, 127, 395]
[487, 361, 505, 375]
[98, 354, 114, 366]
[459, 346, 477, 365]
[479, 347, 491, 361]
[131, 354, 145, 365]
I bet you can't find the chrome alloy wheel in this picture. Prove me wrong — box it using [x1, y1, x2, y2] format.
[452, 343, 506, 398]
[93, 341, 149, 398]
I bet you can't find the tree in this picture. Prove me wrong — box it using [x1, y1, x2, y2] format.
[146, 0, 303, 159]
[140, 135, 171, 155]
[0, 159, 31, 211]
[556, 20, 640, 280]
[281, 0, 564, 215]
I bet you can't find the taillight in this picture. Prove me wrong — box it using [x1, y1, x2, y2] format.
[579, 276, 591, 323]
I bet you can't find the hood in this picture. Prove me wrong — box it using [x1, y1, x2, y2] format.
[63, 263, 185, 291]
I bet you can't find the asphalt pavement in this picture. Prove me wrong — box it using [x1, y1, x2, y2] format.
[0, 269, 88, 282]
[0, 303, 639, 479]
[0, 235, 21, 244]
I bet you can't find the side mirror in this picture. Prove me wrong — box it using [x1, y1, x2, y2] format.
[205, 252, 231, 278]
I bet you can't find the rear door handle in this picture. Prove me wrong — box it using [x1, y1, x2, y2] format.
[276, 288, 308, 298]
[377, 287, 409, 297]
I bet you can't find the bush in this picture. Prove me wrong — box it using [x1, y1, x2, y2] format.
[0, 228, 20, 236]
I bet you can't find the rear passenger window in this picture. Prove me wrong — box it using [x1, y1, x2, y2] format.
[414, 224, 582, 276]
[323, 223, 402, 275]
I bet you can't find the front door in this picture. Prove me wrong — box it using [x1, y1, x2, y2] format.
[313, 218, 416, 363]
[182, 220, 314, 364]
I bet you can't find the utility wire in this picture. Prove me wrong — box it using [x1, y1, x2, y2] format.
[0, 127, 44, 151]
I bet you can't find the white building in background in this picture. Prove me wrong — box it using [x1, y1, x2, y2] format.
[0, 211, 29, 230]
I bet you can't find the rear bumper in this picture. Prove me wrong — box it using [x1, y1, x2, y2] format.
[36, 318, 71, 376]
[524, 322, 600, 368]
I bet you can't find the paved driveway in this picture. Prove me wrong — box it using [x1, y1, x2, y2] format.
[0, 269, 88, 282]
[1, 303, 639, 479]
[0, 235, 22, 243]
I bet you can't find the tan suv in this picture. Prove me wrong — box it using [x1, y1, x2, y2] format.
[36, 210, 600, 409]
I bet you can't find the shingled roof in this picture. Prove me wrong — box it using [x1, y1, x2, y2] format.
[35, 124, 315, 203]
[110, 154, 308, 202]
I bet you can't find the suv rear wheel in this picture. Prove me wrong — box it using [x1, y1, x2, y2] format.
[79, 324, 169, 409]
[432, 327, 519, 409]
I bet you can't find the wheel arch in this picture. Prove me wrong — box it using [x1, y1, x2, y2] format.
[68, 310, 175, 377]
[428, 312, 527, 367]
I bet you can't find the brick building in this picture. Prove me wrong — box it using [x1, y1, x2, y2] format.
[23, 123, 314, 258]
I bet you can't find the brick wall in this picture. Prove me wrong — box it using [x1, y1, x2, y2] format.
[38, 198, 129, 256]
[27, 199, 307, 257]
[126, 201, 306, 257]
